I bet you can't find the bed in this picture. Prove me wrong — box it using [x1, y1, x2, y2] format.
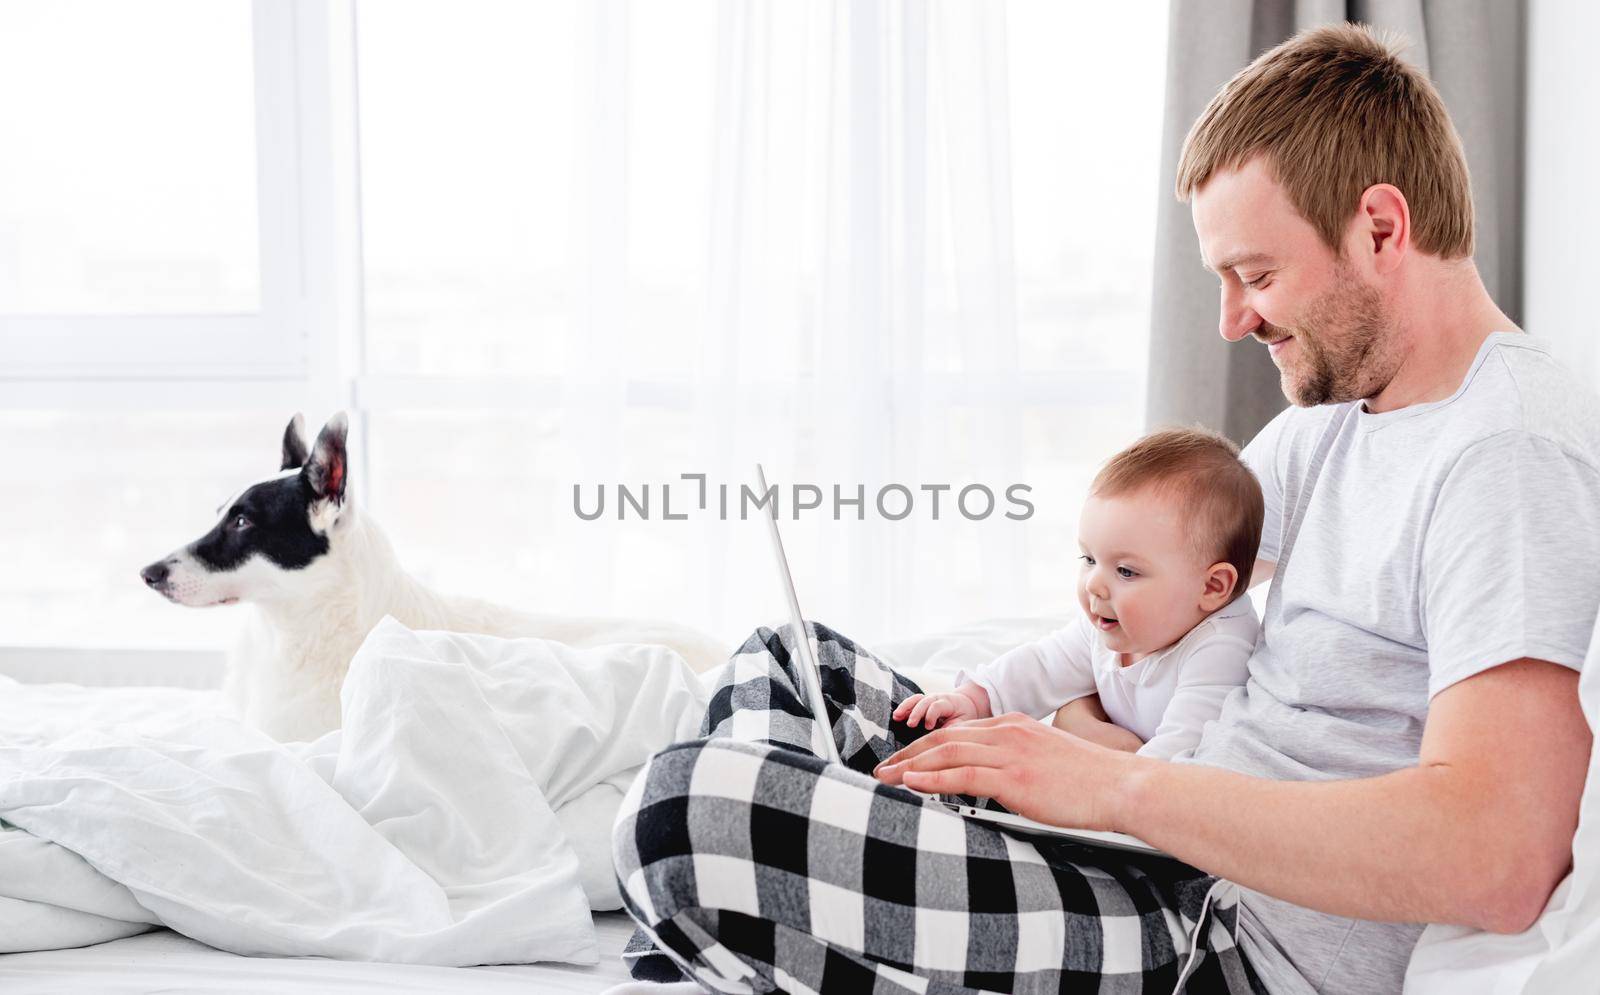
[0, 617, 1059, 993]
[0, 914, 637, 994]
[5, 611, 1599, 995]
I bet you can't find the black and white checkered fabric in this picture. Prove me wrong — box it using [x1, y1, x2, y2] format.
[612, 622, 1263, 994]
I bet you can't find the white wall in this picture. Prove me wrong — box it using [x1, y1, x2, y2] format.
[1525, 0, 1600, 387]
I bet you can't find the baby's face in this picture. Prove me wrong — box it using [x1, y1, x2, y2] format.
[1076, 488, 1215, 658]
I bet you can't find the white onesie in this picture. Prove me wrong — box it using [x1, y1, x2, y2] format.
[955, 594, 1259, 760]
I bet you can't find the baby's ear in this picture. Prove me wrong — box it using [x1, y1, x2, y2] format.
[1200, 562, 1239, 610]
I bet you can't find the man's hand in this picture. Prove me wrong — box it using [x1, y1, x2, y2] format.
[873, 713, 1136, 831]
[893, 686, 988, 730]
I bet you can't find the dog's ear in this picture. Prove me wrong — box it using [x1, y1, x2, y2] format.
[303, 412, 349, 507]
[281, 413, 309, 470]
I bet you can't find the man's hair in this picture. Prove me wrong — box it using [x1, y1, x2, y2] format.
[1092, 427, 1265, 598]
[1175, 22, 1474, 259]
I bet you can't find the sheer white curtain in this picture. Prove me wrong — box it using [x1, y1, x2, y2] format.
[539, 1, 1027, 643]
[0, 0, 1165, 658]
[360, 0, 1163, 650]
[689, 1, 1027, 639]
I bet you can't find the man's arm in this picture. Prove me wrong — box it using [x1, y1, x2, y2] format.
[875, 657, 1587, 933]
[1119, 658, 1588, 933]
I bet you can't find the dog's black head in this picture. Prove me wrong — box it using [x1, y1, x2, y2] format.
[140, 413, 352, 606]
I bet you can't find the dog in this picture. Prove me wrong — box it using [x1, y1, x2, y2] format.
[140, 412, 731, 742]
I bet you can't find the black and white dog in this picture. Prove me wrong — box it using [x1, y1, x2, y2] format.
[141, 412, 729, 742]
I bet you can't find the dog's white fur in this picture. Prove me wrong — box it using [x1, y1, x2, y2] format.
[156, 415, 730, 743]
[225, 504, 727, 742]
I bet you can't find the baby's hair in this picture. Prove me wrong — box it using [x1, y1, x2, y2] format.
[1091, 427, 1265, 598]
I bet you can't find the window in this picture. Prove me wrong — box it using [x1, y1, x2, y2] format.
[1, 0, 1170, 662]
[0, 0, 307, 381]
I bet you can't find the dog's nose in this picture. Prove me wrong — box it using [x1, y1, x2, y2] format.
[141, 562, 170, 588]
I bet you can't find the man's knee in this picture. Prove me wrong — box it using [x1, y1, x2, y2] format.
[733, 622, 789, 658]
[725, 623, 813, 691]
[733, 620, 864, 669]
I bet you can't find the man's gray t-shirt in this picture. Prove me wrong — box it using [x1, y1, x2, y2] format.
[1181, 332, 1600, 995]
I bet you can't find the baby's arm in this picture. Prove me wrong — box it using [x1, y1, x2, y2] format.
[1051, 694, 1145, 752]
[953, 618, 1098, 719]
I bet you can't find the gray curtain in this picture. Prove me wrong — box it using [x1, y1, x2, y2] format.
[1144, 0, 1525, 444]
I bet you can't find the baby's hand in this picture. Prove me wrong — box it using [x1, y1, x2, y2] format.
[893, 691, 981, 730]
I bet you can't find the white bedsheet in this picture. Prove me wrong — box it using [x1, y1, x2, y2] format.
[0, 912, 639, 994]
[0, 617, 709, 966]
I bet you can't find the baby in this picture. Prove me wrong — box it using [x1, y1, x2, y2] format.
[895, 427, 1264, 760]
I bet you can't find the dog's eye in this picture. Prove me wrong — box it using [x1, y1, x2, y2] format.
[231, 514, 252, 531]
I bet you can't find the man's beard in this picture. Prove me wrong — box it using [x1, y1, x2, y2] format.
[1256, 263, 1398, 407]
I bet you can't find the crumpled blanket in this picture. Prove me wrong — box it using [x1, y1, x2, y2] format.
[0, 616, 710, 966]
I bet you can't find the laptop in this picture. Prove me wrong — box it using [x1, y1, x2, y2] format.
[754, 463, 1174, 860]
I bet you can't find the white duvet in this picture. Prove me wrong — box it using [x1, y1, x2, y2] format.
[0, 617, 710, 966]
[12, 608, 1586, 989]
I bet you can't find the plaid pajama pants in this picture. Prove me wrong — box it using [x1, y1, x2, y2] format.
[612, 622, 1264, 994]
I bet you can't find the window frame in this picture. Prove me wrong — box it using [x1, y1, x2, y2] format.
[0, 0, 355, 397]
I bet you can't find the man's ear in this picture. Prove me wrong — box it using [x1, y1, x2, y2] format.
[281, 412, 309, 470]
[302, 412, 349, 507]
[1356, 182, 1411, 276]
[1200, 561, 1239, 612]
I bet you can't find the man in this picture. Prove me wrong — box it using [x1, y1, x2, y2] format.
[614, 23, 1600, 994]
